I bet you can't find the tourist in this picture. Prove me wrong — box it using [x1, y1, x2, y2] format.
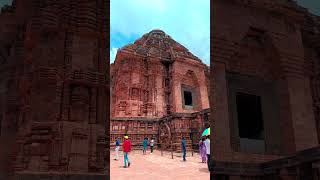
[142, 137, 148, 155]
[150, 138, 155, 154]
[122, 135, 132, 168]
[204, 135, 211, 170]
[181, 137, 187, 161]
[114, 137, 121, 160]
[199, 137, 207, 163]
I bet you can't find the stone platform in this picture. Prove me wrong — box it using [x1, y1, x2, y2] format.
[110, 150, 210, 180]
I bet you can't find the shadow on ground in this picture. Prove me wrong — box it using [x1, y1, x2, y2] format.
[199, 168, 210, 173]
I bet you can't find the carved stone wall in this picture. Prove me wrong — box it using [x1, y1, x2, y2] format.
[110, 30, 210, 149]
[211, 0, 320, 179]
[0, 0, 109, 179]
[158, 109, 210, 151]
[110, 118, 159, 148]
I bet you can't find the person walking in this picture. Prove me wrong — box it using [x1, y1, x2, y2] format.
[142, 137, 148, 155]
[204, 135, 211, 170]
[199, 137, 207, 163]
[181, 137, 187, 161]
[122, 135, 132, 168]
[150, 138, 155, 154]
[114, 137, 121, 160]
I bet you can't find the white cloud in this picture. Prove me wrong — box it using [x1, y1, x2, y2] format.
[110, 47, 118, 64]
[111, 0, 210, 65]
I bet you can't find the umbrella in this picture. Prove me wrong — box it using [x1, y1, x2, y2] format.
[201, 127, 210, 136]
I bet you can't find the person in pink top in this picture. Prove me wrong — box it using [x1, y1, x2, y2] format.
[199, 137, 207, 163]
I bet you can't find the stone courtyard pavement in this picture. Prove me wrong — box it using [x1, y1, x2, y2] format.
[110, 150, 210, 180]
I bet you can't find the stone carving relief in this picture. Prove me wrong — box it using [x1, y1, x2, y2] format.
[70, 86, 90, 122]
[159, 122, 171, 149]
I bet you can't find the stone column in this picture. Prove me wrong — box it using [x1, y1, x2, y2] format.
[211, 61, 233, 160]
[286, 74, 319, 150]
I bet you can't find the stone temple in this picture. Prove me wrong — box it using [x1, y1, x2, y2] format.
[110, 29, 210, 150]
[211, 0, 320, 179]
[1, 0, 320, 180]
[0, 0, 109, 179]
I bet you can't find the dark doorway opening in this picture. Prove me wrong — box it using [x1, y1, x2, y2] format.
[184, 91, 193, 107]
[236, 92, 264, 140]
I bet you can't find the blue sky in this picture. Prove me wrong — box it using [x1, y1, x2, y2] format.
[110, 0, 210, 64]
[110, 0, 320, 65]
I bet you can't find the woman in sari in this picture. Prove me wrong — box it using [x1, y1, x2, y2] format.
[199, 137, 207, 163]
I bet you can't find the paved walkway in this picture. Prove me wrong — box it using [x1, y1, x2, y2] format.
[110, 150, 210, 180]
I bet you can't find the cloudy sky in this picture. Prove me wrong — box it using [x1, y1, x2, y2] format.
[110, 0, 210, 64]
[110, 0, 320, 65]
[1, 0, 319, 65]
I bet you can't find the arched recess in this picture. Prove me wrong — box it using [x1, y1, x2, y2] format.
[180, 70, 202, 111]
[228, 27, 282, 80]
[227, 27, 289, 155]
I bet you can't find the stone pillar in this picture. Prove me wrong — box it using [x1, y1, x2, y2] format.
[199, 68, 210, 109]
[286, 76, 319, 151]
[211, 62, 233, 161]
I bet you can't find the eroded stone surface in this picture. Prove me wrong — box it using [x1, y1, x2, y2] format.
[212, 0, 320, 179]
[0, 0, 109, 177]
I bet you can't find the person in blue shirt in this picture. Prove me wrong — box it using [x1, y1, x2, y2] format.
[181, 136, 187, 161]
[142, 137, 148, 155]
[114, 137, 121, 160]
